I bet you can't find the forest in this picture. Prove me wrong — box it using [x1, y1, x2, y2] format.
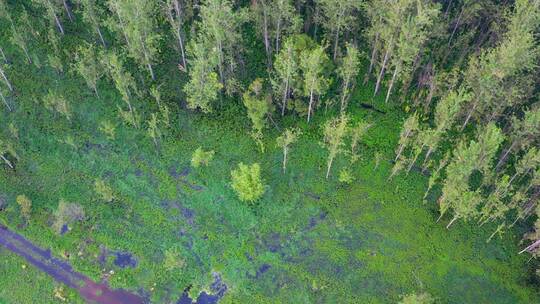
[0, 0, 539, 303]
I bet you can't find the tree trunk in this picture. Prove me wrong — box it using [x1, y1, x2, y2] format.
[446, 216, 458, 229]
[364, 32, 379, 84]
[461, 102, 476, 130]
[282, 147, 288, 172]
[97, 27, 106, 48]
[333, 28, 340, 61]
[374, 48, 390, 95]
[495, 141, 516, 170]
[385, 65, 399, 103]
[63, 0, 74, 22]
[147, 62, 155, 80]
[275, 18, 282, 52]
[326, 157, 334, 179]
[448, 8, 463, 47]
[307, 87, 314, 123]
[340, 76, 350, 113]
[281, 77, 289, 116]
[22, 45, 32, 64]
[0, 154, 14, 169]
[0, 47, 7, 63]
[422, 147, 434, 170]
[262, 7, 271, 68]
[53, 12, 65, 35]
[177, 29, 187, 70]
[0, 67, 13, 92]
[0, 88, 11, 112]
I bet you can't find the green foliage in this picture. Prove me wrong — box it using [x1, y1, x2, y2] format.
[323, 114, 350, 179]
[16, 194, 32, 221]
[276, 127, 301, 172]
[43, 89, 71, 121]
[338, 168, 354, 184]
[300, 44, 331, 122]
[191, 147, 215, 168]
[184, 41, 222, 113]
[399, 292, 436, 304]
[94, 179, 114, 203]
[231, 163, 265, 203]
[164, 247, 186, 271]
[73, 43, 103, 96]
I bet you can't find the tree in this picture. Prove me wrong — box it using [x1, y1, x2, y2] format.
[147, 113, 161, 150]
[276, 128, 301, 172]
[102, 51, 139, 127]
[323, 114, 349, 179]
[251, 0, 301, 66]
[231, 163, 266, 203]
[394, 114, 419, 162]
[349, 120, 371, 163]
[108, 0, 160, 80]
[73, 43, 103, 97]
[272, 36, 300, 116]
[183, 41, 222, 113]
[383, 1, 439, 103]
[0, 63, 13, 92]
[46, 27, 63, 73]
[77, 0, 107, 47]
[243, 78, 271, 151]
[163, 0, 193, 70]
[16, 195, 32, 222]
[439, 123, 503, 228]
[191, 147, 215, 168]
[197, 0, 242, 91]
[496, 107, 540, 170]
[337, 43, 360, 112]
[300, 45, 331, 123]
[316, 0, 362, 60]
[8, 9, 33, 64]
[31, 0, 65, 35]
[460, 0, 540, 129]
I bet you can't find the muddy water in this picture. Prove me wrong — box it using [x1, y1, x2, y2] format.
[0, 225, 144, 304]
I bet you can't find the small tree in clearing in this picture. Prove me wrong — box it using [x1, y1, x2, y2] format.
[191, 147, 215, 168]
[231, 163, 266, 203]
[276, 127, 301, 172]
[323, 114, 350, 179]
[16, 195, 32, 222]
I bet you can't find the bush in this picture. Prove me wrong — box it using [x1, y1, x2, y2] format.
[338, 168, 354, 184]
[399, 292, 436, 304]
[231, 163, 266, 203]
[191, 147, 215, 168]
[16, 195, 32, 221]
[94, 178, 114, 203]
[52, 200, 85, 234]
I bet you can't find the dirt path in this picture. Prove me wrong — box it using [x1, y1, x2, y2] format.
[0, 224, 144, 304]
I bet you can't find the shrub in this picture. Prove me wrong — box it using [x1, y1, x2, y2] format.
[164, 247, 185, 270]
[52, 200, 85, 234]
[16, 195, 32, 221]
[399, 292, 436, 304]
[338, 168, 354, 184]
[191, 147, 215, 168]
[231, 163, 265, 203]
[94, 178, 114, 203]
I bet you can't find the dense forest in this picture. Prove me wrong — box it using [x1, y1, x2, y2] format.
[0, 0, 539, 303]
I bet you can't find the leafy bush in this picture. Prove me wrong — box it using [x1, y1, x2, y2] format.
[231, 163, 265, 203]
[338, 168, 354, 184]
[94, 179, 114, 203]
[399, 292, 436, 304]
[191, 147, 215, 168]
[16, 195, 31, 221]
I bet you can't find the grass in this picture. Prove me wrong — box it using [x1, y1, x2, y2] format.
[0, 10, 538, 304]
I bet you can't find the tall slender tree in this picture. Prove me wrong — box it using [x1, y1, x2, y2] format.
[77, 0, 107, 47]
[337, 43, 360, 113]
[300, 45, 330, 123]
